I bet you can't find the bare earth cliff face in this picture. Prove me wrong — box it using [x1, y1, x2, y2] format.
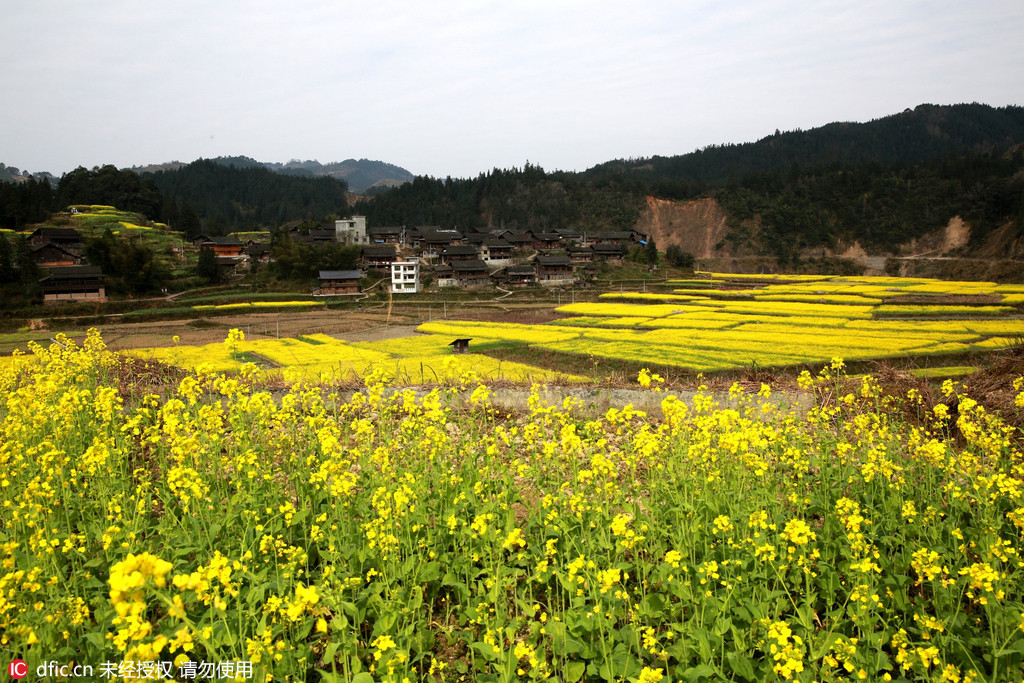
[637, 196, 1022, 268]
[638, 196, 732, 258]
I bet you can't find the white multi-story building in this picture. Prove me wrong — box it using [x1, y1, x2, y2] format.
[391, 257, 420, 294]
[335, 216, 368, 245]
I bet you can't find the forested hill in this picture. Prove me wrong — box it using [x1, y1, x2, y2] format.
[0, 161, 356, 234]
[585, 103, 1024, 193]
[144, 160, 352, 233]
[357, 104, 1024, 260]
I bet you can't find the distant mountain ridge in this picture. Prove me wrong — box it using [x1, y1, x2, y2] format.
[584, 103, 1024, 187]
[133, 157, 414, 194]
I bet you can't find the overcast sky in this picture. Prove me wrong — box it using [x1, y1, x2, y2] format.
[2, 0, 1022, 180]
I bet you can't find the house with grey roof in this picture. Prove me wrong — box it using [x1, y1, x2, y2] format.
[316, 270, 364, 295]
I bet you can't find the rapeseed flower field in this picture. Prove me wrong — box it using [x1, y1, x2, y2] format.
[129, 332, 585, 385]
[409, 275, 1023, 375]
[3, 330, 1024, 681]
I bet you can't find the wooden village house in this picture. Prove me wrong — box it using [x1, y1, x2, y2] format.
[39, 265, 105, 303]
[316, 270, 364, 295]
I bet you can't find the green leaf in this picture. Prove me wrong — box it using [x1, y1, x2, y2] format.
[682, 663, 717, 681]
[564, 660, 586, 682]
[546, 620, 585, 657]
[692, 626, 713, 661]
[712, 615, 733, 636]
[471, 641, 500, 661]
[84, 631, 107, 650]
[246, 582, 267, 607]
[727, 652, 756, 681]
[340, 600, 359, 619]
[350, 673, 375, 683]
[995, 641, 1024, 656]
[641, 592, 665, 618]
[417, 561, 441, 583]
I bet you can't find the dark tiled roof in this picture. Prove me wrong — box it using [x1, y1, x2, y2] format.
[205, 235, 243, 245]
[318, 270, 364, 280]
[32, 243, 77, 256]
[450, 259, 489, 272]
[535, 255, 572, 266]
[441, 245, 479, 256]
[39, 265, 103, 280]
[32, 227, 83, 239]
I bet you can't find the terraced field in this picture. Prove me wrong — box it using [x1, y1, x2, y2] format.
[5, 273, 1017, 383]
[127, 332, 588, 384]
[415, 274, 1024, 375]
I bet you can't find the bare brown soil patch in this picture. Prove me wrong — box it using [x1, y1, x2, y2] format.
[451, 310, 564, 325]
[94, 309, 421, 351]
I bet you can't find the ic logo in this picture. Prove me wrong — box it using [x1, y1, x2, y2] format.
[9, 659, 28, 678]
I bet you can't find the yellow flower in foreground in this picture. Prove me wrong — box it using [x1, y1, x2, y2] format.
[637, 667, 664, 683]
[781, 518, 816, 547]
[109, 552, 173, 603]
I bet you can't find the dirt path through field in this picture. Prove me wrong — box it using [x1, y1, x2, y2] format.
[92, 310, 419, 352]
[6, 302, 559, 355]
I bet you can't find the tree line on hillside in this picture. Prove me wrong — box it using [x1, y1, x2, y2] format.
[0, 161, 353, 235]
[356, 148, 1024, 261]
[718, 149, 1024, 260]
[586, 103, 1024, 189]
[146, 160, 352, 232]
[353, 163, 645, 232]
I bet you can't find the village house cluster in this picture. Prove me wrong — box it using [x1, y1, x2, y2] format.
[314, 217, 651, 295]
[27, 214, 650, 303]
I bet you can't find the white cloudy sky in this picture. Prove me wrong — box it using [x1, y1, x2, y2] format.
[2, 0, 1022, 179]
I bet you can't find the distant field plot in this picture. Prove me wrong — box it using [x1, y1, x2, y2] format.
[710, 299, 875, 319]
[971, 337, 1021, 350]
[276, 352, 583, 384]
[128, 331, 586, 384]
[598, 292, 710, 303]
[552, 301, 709, 318]
[874, 304, 1013, 317]
[747, 293, 884, 304]
[910, 365, 978, 378]
[660, 312, 857, 328]
[417, 320, 582, 344]
[12, 272, 1018, 382]
[553, 316, 657, 328]
[637, 316, 746, 330]
[192, 301, 325, 311]
[405, 274, 1024, 374]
